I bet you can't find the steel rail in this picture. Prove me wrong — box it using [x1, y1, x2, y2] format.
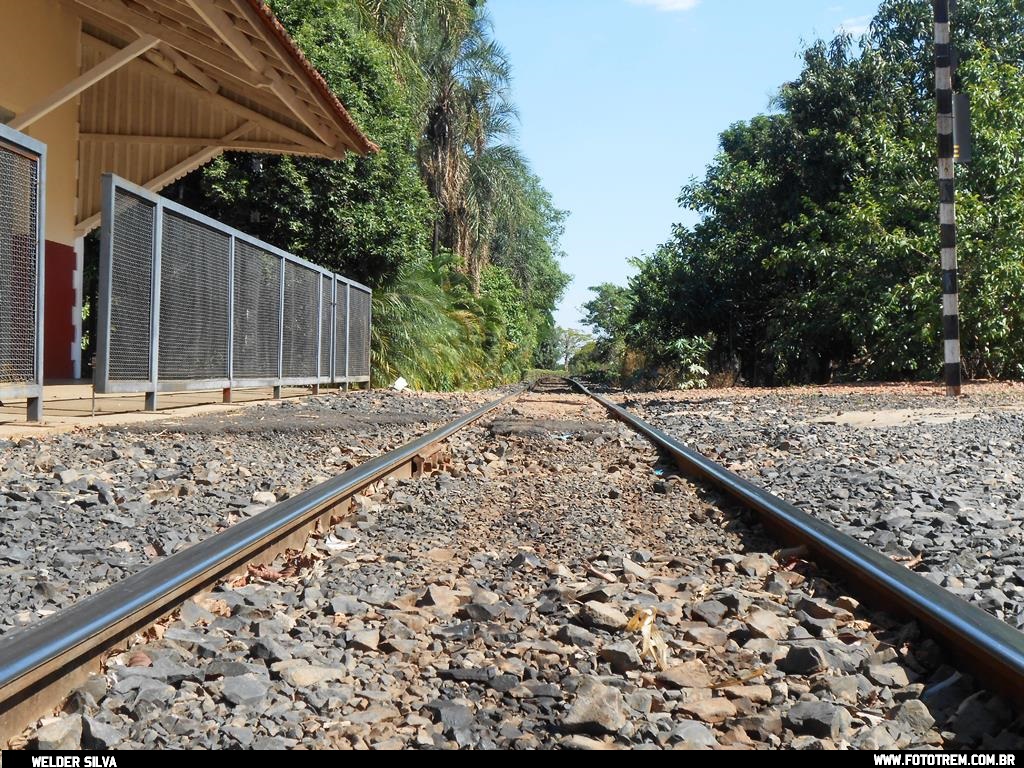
[569, 378, 1024, 702]
[5, 375, 1022, 744]
[0, 387, 524, 742]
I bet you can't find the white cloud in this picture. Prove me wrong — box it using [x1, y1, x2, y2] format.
[838, 14, 871, 36]
[628, 0, 700, 12]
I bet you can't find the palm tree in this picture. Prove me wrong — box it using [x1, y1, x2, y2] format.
[356, 2, 544, 295]
[352, 0, 472, 104]
[419, 10, 527, 292]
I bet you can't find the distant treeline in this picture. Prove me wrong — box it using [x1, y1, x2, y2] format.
[168, 0, 569, 389]
[580, 0, 1024, 387]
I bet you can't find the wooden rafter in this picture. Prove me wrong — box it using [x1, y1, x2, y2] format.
[227, 0, 363, 154]
[185, 0, 261, 70]
[75, 122, 258, 235]
[153, 44, 219, 93]
[9, 34, 158, 130]
[84, 33, 334, 155]
[144, 121, 254, 188]
[80, 132, 321, 155]
[121, 0, 258, 70]
[71, 0, 272, 86]
[70, 4, 298, 119]
[142, 47, 178, 75]
[140, 0, 212, 32]
[184, 0, 338, 147]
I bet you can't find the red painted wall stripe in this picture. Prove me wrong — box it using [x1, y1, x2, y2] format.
[44, 240, 75, 381]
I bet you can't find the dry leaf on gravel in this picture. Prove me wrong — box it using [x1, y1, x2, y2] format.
[781, 557, 816, 575]
[712, 666, 766, 688]
[7, 734, 29, 750]
[247, 564, 284, 581]
[322, 534, 358, 553]
[626, 607, 669, 670]
[585, 564, 617, 583]
[893, 553, 924, 569]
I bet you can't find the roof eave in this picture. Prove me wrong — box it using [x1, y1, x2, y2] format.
[241, 0, 379, 156]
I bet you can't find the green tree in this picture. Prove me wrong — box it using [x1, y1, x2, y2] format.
[628, 0, 1024, 385]
[581, 282, 631, 371]
[555, 327, 592, 370]
[582, 283, 631, 342]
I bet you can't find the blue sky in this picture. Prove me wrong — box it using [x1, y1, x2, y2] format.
[488, 0, 882, 330]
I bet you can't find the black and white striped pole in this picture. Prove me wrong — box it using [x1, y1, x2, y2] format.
[934, 0, 961, 396]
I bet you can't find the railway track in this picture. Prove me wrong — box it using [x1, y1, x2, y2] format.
[1, 377, 1022, 749]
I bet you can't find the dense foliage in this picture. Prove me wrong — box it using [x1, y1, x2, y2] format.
[598, 0, 1024, 386]
[168, 0, 569, 388]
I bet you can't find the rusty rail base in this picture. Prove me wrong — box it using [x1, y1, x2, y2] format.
[568, 378, 1024, 705]
[0, 387, 523, 746]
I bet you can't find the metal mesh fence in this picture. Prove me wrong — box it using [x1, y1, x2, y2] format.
[335, 280, 348, 378]
[98, 175, 371, 399]
[159, 212, 230, 381]
[282, 261, 319, 379]
[0, 140, 39, 385]
[233, 241, 281, 380]
[348, 286, 371, 379]
[108, 189, 154, 382]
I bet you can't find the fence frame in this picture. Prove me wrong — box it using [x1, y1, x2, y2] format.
[347, 280, 373, 380]
[96, 173, 370, 410]
[0, 123, 46, 422]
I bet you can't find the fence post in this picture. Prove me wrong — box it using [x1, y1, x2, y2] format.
[224, 235, 234, 404]
[366, 288, 372, 389]
[28, 139, 46, 422]
[274, 255, 285, 399]
[95, 174, 115, 407]
[146, 200, 163, 412]
[345, 282, 351, 387]
[328, 277, 336, 385]
[313, 271, 322, 396]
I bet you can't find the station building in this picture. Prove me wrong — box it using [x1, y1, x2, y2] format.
[1, 0, 376, 382]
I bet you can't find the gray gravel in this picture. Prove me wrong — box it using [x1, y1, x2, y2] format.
[0, 389, 503, 637]
[18, 390, 1024, 750]
[617, 387, 1024, 629]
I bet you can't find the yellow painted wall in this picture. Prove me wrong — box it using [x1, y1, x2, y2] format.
[0, 0, 80, 246]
